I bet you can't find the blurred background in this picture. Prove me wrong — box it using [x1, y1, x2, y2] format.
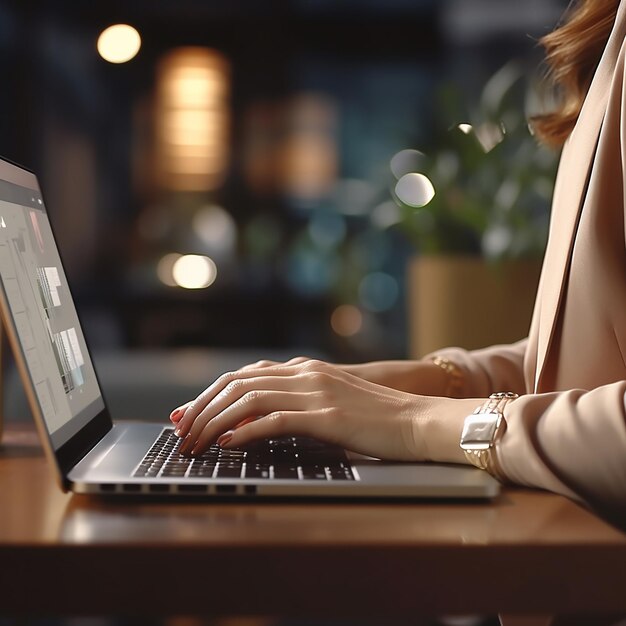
[1, 0, 568, 417]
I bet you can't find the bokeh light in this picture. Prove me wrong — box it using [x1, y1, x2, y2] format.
[434, 151, 460, 184]
[172, 254, 217, 289]
[390, 149, 427, 179]
[308, 211, 346, 249]
[395, 172, 435, 208]
[286, 246, 337, 296]
[482, 225, 513, 258]
[330, 305, 363, 337]
[157, 253, 182, 287]
[358, 272, 399, 313]
[475, 122, 505, 153]
[97, 24, 141, 64]
[494, 179, 520, 211]
[333, 179, 377, 216]
[193, 205, 237, 256]
[456, 122, 505, 153]
[277, 94, 338, 202]
[370, 200, 401, 230]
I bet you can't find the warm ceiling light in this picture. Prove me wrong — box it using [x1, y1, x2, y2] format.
[172, 254, 217, 289]
[97, 24, 141, 64]
[155, 48, 230, 191]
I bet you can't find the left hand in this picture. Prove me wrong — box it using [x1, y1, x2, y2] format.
[169, 358, 439, 460]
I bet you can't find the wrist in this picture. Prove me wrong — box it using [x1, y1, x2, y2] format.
[414, 396, 483, 463]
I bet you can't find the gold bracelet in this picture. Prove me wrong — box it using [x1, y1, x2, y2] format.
[430, 356, 465, 397]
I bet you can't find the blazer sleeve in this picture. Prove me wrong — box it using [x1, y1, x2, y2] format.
[426, 343, 626, 520]
[496, 385, 626, 523]
[425, 339, 529, 397]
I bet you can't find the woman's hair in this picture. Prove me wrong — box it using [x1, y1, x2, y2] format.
[532, 0, 620, 147]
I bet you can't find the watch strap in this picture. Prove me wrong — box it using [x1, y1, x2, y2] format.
[460, 391, 518, 478]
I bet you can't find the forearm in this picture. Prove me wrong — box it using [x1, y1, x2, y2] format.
[338, 339, 529, 399]
[338, 360, 451, 396]
[425, 338, 529, 397]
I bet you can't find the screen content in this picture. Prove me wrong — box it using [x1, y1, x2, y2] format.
[0, 182, 104, 448]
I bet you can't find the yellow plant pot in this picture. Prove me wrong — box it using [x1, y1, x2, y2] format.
[407, 255, 542, 358]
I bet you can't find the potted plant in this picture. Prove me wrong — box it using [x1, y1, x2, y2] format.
[390, 63, 558, 357]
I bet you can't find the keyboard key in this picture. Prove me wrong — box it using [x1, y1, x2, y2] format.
[273, 465, 299, 480]
[134, 429, 356, 482]
[300, 465, 328, 480]
[215, 465, 243, 478]
[244, 463, 270, 479]
[189, 466, 216, 478]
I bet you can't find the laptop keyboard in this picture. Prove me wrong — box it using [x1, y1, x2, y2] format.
[133, 428, 356, 481]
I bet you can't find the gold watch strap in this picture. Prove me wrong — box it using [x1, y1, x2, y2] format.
[461, 392, 518, 478]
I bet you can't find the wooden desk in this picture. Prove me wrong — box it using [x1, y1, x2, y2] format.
[1, 423, 625, 621]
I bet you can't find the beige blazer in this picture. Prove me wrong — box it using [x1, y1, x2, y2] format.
[436, 3, 626, 520]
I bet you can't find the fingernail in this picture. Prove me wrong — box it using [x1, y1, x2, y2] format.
[170, 409, 181, 421]
[217, 432, 233, 448]
[179, 434, 193, 454]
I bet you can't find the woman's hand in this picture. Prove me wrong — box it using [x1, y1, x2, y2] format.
[169, 358, 476, 463]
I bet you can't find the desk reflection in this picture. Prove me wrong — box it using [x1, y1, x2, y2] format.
[59, 493, 522, 547]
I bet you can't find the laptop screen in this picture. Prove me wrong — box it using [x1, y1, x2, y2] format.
[0, 157, 105, 450]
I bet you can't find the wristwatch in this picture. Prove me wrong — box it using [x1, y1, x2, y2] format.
[460, 392, 518, 478]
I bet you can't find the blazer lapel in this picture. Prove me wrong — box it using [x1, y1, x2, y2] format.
[533, 6, 626, 391]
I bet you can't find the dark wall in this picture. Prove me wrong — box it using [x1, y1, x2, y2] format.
[0, 0, 567, 361]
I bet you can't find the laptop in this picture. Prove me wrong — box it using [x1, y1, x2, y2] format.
[0, 155, 500, 499]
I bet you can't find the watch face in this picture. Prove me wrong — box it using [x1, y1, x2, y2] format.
[460, 412, 502, 450]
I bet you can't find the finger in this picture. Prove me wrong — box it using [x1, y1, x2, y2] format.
[176, 374, 308, 439]
[183, 390, 318, 456]
[218, 409, 334, 450]
[239, 359, 280, 371]
[174, 372, 258, 435]
[235, 416, 257, 428]
[177, 362, 347, 443]
[175, 363, 328, 436]
[169, 401, 193, 424]
[285, 356, 315, 366]
[240, 356, 313, 372]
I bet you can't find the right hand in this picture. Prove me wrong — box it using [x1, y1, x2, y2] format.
[168, 357, 443, 460]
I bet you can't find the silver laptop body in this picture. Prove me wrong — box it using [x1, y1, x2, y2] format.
[0, 155, 499, 500]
